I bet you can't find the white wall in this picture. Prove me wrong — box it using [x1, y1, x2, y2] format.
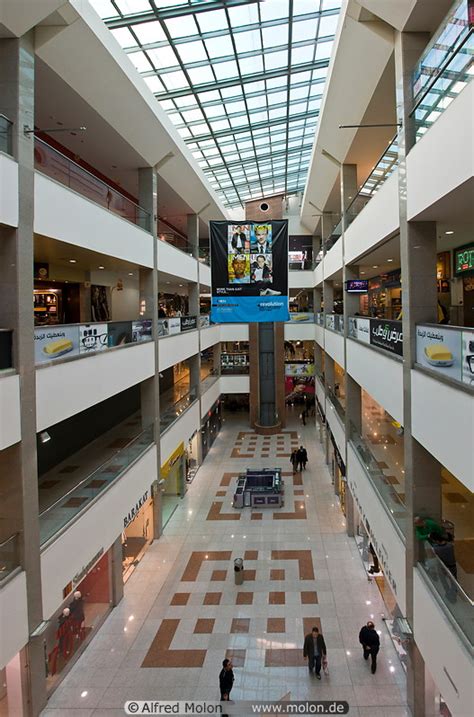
[411, 369, 474, 492]
[34, 172, 154, 267]
[288, 270, 315, 289]
[413, 569, 474, 717]
[347, 444, 406, 613]
[200, 325, 220, 351]
[315, 324, 324, 349]
[200, 378, 221, 419]
[323, 239, 343, 279]
[324, 329, 345, 367]
[0, 154, 19, 227]
[219, 324, 249, 342]
[407, 81, 474, 220]
[198, 262, 211, 288]
[0, 571, 28, 669]
[220, 375, 250, 393]
[160, 400, 200, 464]
[315, 262, 323, 287]
[0, 374, 21, 449]
[41, 445, 157, 617]
[284, 323, 316, 341]
[344, 170, 399, 264]
[159, 331, 199, 372]
[326, 399, 345, 457]
[36, 342, 155, 430]
[347, 339, 403, 424]
[157, 240, 198, 283]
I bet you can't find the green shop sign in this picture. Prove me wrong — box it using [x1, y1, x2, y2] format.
[454, 244, 474, 276]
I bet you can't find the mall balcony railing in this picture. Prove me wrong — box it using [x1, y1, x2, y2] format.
[0, 114, 13, 156]
[158, 232, 196, 257]
[288, 259, 318, 271]
[315, 312, 325, 327]
[160, 387, 198, 434]
[0, 329, 13, 370]
[349, 421, 407, 536]
[412, 0, 474, 142]
[220, 363, 250, 375]
[158, 315, 199, 336]
[200, 368, 220, 392]
[198, 247, 210, 265]
[39, 425, 154, 546]
[419, 540, 474, 648]
[34, 138, 151, 231]
[324, 220, 342, 253]
[325, 313, 344, 334]
[326, 387, 345, 423]
[287, 312, 315, 323]
[0, 533, 20, 585]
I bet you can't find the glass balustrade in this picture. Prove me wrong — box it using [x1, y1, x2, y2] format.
[0, 533, 20, 584]
[200, 369, 220, 393]
[349, 421, 407, 535]
[160, 387, 198, 433]
[39, 426, 154, 545]
[325, 313, 344, 333]
[0, 329, 13, 370]
[0, 114, 13, 156]
[419, 541, 474, 646]
[34, 138, 151, 230]
[412, 0, 474, 140]
[327, 388, 345, 422]
[158, 232, 196, 256]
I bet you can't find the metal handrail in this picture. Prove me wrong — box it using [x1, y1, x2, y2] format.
[422, 541, 474, 606]
[0, 532, 19, 550]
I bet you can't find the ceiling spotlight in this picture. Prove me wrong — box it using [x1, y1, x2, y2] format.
[360, 271, 366, 275]
[128, 272, 134, 276]
[98, 265, 105, 270]
[387, 258, 393, 262]
[445, 230, 454, 235]
[39, 431, 51, 444]
[69, 259, 77, 264]
[372, 265, 378, 269]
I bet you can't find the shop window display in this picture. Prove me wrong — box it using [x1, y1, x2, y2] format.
[122, 494, 154, 582]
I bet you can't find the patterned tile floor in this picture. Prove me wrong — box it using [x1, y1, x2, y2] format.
[41, 415, 408, 717]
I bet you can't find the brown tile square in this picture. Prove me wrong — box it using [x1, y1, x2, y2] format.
[39, 480, 60, 489]
[265, 649, 306, 667]
[194, 619, 215, 634]
[384, 475, 399, 485]
[293, 473, 303, 485]
[277, 453, 290, 458]
[211, 570, 227, 581]
[170, 593, 190, 606]
[300, 591, 318, 604]
[88, 479, 108, 489]
[220, 473, 237, 486]
[203, 592, 222, 605]
[225, 649, 246, 667]
[215, 490, 227, 497]
[236, 592, 253, 605]
[244, 550, 258, 560]
[294, 489, 305, 496]
[269, 591, 285, 605]
[59, 465, 79, 474]
[231, 618, 250, 634]
[376, 461, 389, 469]
[251, 513, 263, 521]
[266, 618, 285, 633]
[142, 620, 206, 668]
[243, 569, 256, 581]
[303, 618, 322, 636]
[63, 496, 88, 508]
[270, 569, 285, 581]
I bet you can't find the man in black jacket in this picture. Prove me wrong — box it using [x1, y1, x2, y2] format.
[359, 621, 380, 674]
[219, 658, 234, 700]
[303, 626, 327, 679]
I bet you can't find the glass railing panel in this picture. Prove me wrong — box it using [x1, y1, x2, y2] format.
[158, 232, 195, 256]
[419, 541, 474, 646]
[349, 422, 407, 534]
[412, 0, 473, 140]
[416, 323, 474, 387]
[0, 329, 13, 370]
[327, 388, 345, 422]
[0, 114, 13, 156]
[34, 138, 151, 230]
[198, 247, 210, 264]
[325, 313, 344, 333]
[0, 533, 20, 583]
[39, 426, 154, 545]
[160, 387, 198, 433]
[201, 370, 220, 392]
[287, 312, 315, 323]
[315, 312, 324, 326]
[324, 221, 342, 253]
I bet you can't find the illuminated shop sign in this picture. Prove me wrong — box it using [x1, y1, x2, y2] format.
[454, 244, 474, 276]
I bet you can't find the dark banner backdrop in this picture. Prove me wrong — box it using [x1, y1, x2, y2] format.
[210, 220, 289, 323]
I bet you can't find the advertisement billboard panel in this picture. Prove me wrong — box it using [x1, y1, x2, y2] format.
[34, 325, 80, 364]
[210, 220, 289, 323]
[370, 319, 403, 356]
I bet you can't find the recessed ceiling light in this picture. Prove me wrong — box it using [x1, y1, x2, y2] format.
[372, 265, 378, 268]
[179, 284, 183, 287]
[387, 258, 393, 262]
[128, 272, 133, 276]
[69, 259, 77, 264]
[445, 230, 454, 235]
[98, 265, 105, 270]
[360, 271, 366, 275]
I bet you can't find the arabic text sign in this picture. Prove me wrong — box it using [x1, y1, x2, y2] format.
[416, 325, 468, 383]
[370, 319, 403, 356]
[34, 325, 80, 364]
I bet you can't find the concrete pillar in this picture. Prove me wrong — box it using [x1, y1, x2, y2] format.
[395, 29, 437, 717]
[0, 34, 46, 717]
[138, 167, 162, 538]
[323, 280, 334, 320]
[187, 213, 199, 259]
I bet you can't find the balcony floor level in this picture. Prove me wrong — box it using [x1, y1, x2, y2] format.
[42, 416, 408, 716]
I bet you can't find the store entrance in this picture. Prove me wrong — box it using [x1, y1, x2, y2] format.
[122, 495, 154, 582]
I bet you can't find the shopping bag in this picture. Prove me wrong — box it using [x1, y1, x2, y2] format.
[322, 657, 329, 675]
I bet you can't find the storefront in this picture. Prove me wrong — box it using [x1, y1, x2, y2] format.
[329, 433, 346, 514]
[0, 651, 27, 716]
[453, 242, 474, 326]
[363, 269, 402, 320]
[160, 443, 185, 528]
[186, 430, 200, 483]
[221, 342, 249, 374]
[43, 549, 113, 693]
[122, 489, 154, 582]
[201, 400, 222, 460]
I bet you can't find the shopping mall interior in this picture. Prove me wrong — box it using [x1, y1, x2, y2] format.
[0, 1, 473, 716]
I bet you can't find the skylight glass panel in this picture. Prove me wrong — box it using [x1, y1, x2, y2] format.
[291, 71, 311, 84]
[243, 81, 265, 95]
[292, 45, 315, 65]
[220, 85, 241, 99]
[148, 45, 178, 69]
[292, 20, 318, 43]
[111, 28, 136, 49]
[290, 86, 309, 101]
[165, 15, 199, 38]
[199, 90, 221, 103]
[133, 21, 166, 45]
[205, 35, 234, 58]
[213, 60, 239, 81]
[271, 90, 288, 104]
[129, 51, 152, 72]
[260, 0, 289, 22]
[318, 14, 339, 37]
[210, 119, 230, 131]
[204, 104, 224, 119]
[239, 56, 263, 75]
[187, 65, 215, 84]
[246, 95, 266, 110]
[144, 75, 165, 93]
[226, 100, 246, 114]
[115, 0, 150, 14]
[230, 115, 249, 128]
[174, 95, 196, 108]
[249, 111, 268, 124]
[315, 40, 333, 60]
[162, 69, 189, 90]
[227, 3, 259, 27]
[178, 127, 192, 138]
[196, 9, 228, 33]
[269, 106, 287, 119]
[266, 76, 287, 89]
[235, 30, 262, 54]
[176, 40, 208, 64]
[321, 0, 341, 10]
[264, 50, 288, 71]
[289, 101, 308, 115]
[159, 99, 175, 111]
[181, 108, 205, 123]
[262, 26, 288, 49]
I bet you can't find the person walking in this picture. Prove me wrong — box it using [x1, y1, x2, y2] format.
[290, 449, 298, 473]
[303, 626, 327, 679]
[219, 658, 234, 700]
[301, 446, 308, 470]
[296, 446, 304, 471]
[359, 621, 380, 674]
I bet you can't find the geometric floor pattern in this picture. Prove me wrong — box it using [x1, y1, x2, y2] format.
[42, 415, 408, 716]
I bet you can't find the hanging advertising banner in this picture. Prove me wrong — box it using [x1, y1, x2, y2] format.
[370, 319, 403, 356]
[34, 325, 80, 364]
[348, 317, 370, 344]
[416, 325, 474, 385]
[284, 362, 315, 377]
[180, 316, 197, 332]
[210, 220, 289, 323]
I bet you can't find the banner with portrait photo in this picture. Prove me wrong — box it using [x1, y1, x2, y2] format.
[210, 220, 289, 323]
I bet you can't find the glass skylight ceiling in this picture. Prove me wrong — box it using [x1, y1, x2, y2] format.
[90, 0, 341, 208]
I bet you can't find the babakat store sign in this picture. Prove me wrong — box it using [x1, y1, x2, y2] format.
[416, 325, 474, 386]
[348, 317, 370, 344]
[370, 319, 403, 357]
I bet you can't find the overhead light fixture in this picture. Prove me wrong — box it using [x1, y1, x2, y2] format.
[360, 271, 366, 275]
[445, 230, 454, 235]
[39, 431, 51, 444]
[128, 272, 134, 276]
[372, 265, 378, 268]
[98, 265, 105, 270]
[387, 258, 393, 262]
[69, 259, 77, 264]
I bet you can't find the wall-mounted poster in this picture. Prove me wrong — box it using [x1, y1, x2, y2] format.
[370, 319, 403, 356]
[461, 329, 474, 386]
[210, 220, 289, 323]
[416, 325, 462, 381]
[348, 317, 370, 344]
[168, 317, 181, 335]
[91, 285, 110, 322]
[34, 325, 80, 364]
[107, 321, 132, 347]
[180, 316, 197, 332]
[79, 323, 108, 354]
[132, 319, 152, 342]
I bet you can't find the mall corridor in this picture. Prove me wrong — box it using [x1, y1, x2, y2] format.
[41, 416, 407, 716]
